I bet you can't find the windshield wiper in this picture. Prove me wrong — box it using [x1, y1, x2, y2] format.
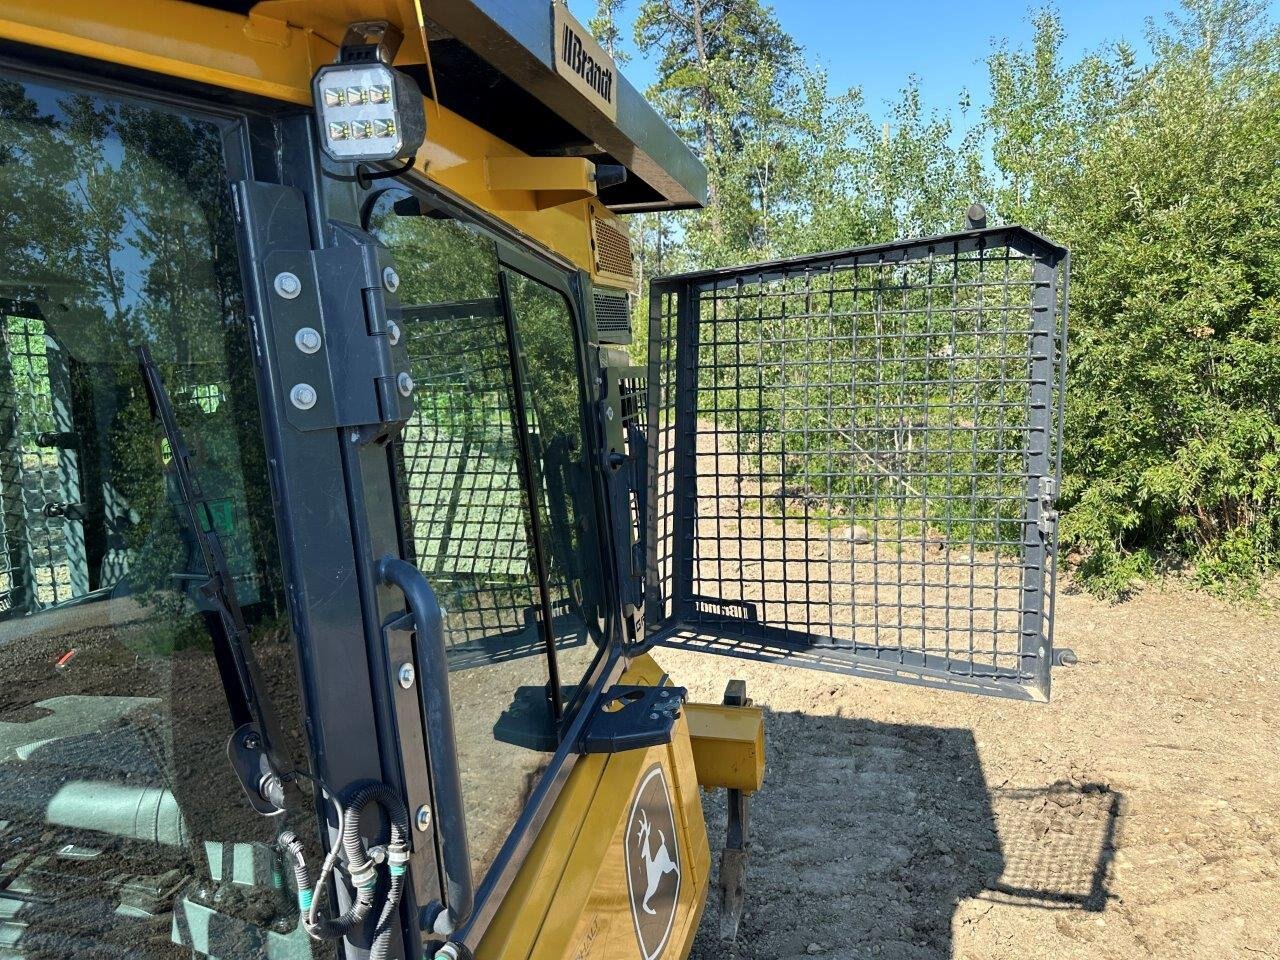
[137, 344, 290, 816]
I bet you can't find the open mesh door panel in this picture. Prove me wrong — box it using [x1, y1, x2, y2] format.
[644, 227, 1068, 701]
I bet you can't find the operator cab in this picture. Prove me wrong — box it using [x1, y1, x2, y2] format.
[0, 4, 1068, 960]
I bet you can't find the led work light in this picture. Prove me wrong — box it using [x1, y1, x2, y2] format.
[313, 21, 426, 164]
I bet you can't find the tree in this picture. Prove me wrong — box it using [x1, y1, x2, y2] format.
[986, 1, 1280, 594]
[589, 0, 629, 61]
[634, 0, 799, 231]
[625, 0, 1280, 595]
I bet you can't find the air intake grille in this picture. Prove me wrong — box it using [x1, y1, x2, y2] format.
[591, 217, 636, 286]
[593, 290, 632, 343]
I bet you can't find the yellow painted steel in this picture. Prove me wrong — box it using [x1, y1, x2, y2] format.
[485, 156, 599, 210]
[0, 0, 620, 275]
[685, 701, 766, 794]
[477, 655, 712, 960]
[0, 6, 695, 957]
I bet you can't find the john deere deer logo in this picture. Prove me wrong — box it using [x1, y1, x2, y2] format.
[635, 809, 678, 915]
[624, 764, 681, 959]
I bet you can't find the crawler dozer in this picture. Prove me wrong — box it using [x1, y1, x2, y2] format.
[0, 3, 1068, 959]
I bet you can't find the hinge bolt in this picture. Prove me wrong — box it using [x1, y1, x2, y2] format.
[294, 327, 322, 354]
[605, 405, 615, 421]
[398, 372, 414, 397]
[415, 804, 432, 832]
[397, 662, 415, 689]
[387, 320, 402, 346]
[274, 271, 302, 299]
[290, 383, 318, 410]
[383, 266, 400, 293]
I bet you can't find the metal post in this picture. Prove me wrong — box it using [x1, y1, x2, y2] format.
[669, 281, 701, 625]
[1022, 252, 1060, 699]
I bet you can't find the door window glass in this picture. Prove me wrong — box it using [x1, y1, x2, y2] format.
[368, 194, 553, 877]
[0, 75, 315, 958]
[369, 192, 611, 877]
[501, 271, 608, 690]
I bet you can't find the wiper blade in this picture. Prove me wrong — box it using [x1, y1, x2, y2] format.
[136, 344, 290, 816]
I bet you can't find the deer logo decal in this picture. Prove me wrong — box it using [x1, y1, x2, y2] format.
[624, 764, 681, 960]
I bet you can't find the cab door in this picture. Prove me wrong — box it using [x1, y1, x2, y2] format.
[644, 228, 1068, 701]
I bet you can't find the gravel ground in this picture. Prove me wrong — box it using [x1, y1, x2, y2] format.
[661, 579, 1279, 960]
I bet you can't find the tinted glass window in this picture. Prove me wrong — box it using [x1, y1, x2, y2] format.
[0, 76, 315, 957]
[502, 270, 608, 689]
[368, 192, 608, 877]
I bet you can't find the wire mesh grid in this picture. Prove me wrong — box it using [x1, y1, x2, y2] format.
[0, 314, 256, 616]
[0, 314, 76, 613]
[646, 228, 1067, 699]
[396, 303, 545, 659]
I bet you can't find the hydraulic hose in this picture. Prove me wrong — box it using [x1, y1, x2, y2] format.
[278, 779, 411, 955]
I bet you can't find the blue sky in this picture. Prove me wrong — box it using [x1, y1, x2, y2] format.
[567, 1, 1278, 121]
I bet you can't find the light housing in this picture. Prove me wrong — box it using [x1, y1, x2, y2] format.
[312, 21, 426, 164]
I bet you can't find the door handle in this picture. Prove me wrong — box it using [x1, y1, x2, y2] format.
[377, 556, 475, 930]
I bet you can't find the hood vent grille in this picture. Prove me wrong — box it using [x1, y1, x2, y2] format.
[593, 289, 632, 344]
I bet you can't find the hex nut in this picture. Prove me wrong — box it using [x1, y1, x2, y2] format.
[398, 372, 414, 397]
[383, 266, 400, 293]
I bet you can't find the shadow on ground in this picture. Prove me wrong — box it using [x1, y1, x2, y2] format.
[692, 709, 1120, 960]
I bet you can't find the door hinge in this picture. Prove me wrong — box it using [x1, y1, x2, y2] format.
[237, 180, 414, 436]
[1037, 476, 1059, 534]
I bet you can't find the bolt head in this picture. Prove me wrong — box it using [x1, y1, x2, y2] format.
[397, 662, 415, 689]
[387, 320, 402, 346]
[415, 805, 432, 832]
[397, 371, 414, 397]
[294, 326, 322, 354]
[274, 271, 302, 299]
[290, 383, 318, 410]
[649, 712, 659, 721]
[383, 266, 400, 293]
[605, 405, 615, 420]
[242, 732, 260, 750]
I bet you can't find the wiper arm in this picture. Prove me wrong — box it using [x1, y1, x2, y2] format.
[137, 344, 290, 816]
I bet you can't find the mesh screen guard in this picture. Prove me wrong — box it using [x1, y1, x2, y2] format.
[643, 227, 1068, 700]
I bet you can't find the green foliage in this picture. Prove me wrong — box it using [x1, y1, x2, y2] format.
[992, 2, 1280, 594]
[627, 0, 1280, 597]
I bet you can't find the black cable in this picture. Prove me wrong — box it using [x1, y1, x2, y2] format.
[356, 157, 416, 190]
[278, 779, 411, 952]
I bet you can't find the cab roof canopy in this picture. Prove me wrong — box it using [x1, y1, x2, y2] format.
[197, 0, 707, 212]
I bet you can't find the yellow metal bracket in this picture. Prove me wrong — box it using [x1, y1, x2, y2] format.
[685, 700, 765, 794]
[485, 155, 598, 210]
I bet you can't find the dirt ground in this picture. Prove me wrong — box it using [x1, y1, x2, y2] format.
[663, 579, 1279, 960]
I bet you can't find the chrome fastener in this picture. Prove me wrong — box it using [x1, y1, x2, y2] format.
[290, 383, 318, 410]
[294, 327, 322, 354]
[274, 271, 302, 299]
